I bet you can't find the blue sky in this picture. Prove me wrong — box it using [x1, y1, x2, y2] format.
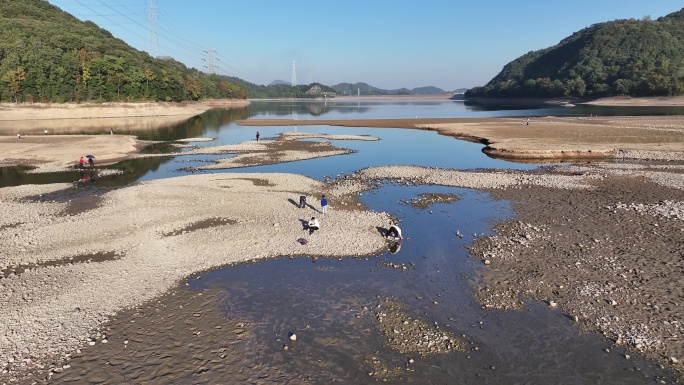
[46, 1, 683, 91]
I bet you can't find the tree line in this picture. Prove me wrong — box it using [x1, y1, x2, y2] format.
[466, 9, 684, 99]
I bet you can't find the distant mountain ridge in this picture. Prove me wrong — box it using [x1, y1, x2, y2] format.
[269, 80, 290, 86]
[330, 82, 450, 96]
[466, 7, 684, 99]
[258, 80, 457, 97]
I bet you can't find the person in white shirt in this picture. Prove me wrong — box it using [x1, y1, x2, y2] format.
[308, 217, 320, 235]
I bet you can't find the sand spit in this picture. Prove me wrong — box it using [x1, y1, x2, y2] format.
[239, 116, 684, 161]
[0, 134, 141, 173]
[130, 132, 378, 171]
[0, 131, 377, 174]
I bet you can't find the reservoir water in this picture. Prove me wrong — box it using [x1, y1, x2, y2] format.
[7, 99, 683, 383]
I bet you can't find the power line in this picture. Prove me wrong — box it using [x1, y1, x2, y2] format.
[49, 1, 254, 82]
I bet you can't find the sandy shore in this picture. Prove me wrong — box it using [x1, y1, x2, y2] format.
[0, 134, 142, 172]
[0, 100, 249, 135]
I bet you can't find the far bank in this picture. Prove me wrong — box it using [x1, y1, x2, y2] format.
[0, 99, 249, 134]
[463, 95, 684, 107]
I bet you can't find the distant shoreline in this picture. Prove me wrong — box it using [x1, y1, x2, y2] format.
[463, 95, 684, 107]
[252, 94, 684, 106]
[0, 99, 249, 134]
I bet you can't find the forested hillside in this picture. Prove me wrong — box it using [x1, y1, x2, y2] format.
[231, 80, 338, 99]
[0, 0, 246, 103]
[466, 8, 684, 99]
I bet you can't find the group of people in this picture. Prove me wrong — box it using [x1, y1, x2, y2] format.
[79, 156, 94, 168]
[304, 195, 328, 235]
[78, 156, 95, 182]
[300, 192, 404, 253]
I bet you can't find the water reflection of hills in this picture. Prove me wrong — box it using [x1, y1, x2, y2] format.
[246, 101, 369, 117]
[133, 107, 249, 141]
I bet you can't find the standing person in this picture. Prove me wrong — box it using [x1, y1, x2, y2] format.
[299, 195, 307, 209]
[44, 129, 48, 135]
[88, 156, 94, 168]
[386, 224, 403, 240]
[307, 217, 320, 235]
[320, 195, 328, 215]
[79, 156, 84, 169]
[256, 131, 260, 141]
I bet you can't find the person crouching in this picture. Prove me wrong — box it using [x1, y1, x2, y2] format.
[308, 217, 320, 235]
[386, 224, 403, 240]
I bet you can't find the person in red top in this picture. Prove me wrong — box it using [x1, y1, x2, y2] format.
[79, 157, 84, 169]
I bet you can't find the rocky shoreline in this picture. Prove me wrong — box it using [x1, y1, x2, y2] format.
[4, 161, 684, 382]
[468, 163, 684, 372]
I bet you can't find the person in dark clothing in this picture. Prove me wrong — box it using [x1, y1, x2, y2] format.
[320, 195, 328, 215]
[386, 224, 403, 240]
[88, 157, 94, 168]
[256, 131, 260, 141]
[299, 195, 307, 208]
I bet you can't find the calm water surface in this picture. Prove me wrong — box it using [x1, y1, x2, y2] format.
[5, 100, 682, 383]
[190, 184, 675, 383]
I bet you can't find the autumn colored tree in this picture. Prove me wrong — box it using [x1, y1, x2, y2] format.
[2, 66, 26, 102]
